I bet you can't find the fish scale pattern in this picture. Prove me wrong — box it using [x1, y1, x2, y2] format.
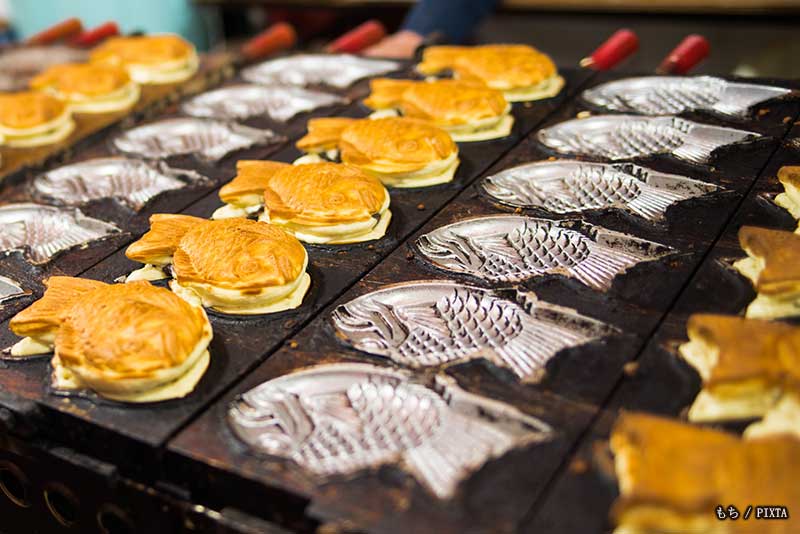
[292, 379, 443, 476]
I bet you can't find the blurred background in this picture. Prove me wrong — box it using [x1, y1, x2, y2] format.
[3, 0, 800, 77]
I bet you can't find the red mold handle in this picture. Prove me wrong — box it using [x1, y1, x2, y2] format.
[241, 22, 297, 62]
[71, 22, 120, 47]
[657, 34, 710, 74]
[26, 18, 83, 45]
[326, 20, 387, 54]
[582, 29, 639, 71]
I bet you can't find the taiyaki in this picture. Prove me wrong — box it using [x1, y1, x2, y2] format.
[9, 277, 212, 403]
[364, 78, 513, 142]
[126, 215, 310, 315]
[30, 62, 140, 114]
[0, 91, 74, 147]
[296, 116, 459, 187]
[418, 44, 564, 102]
[678, 314, 800, 438]
[610, 412, 800, 534]
[734, 226, 800, 319]
[213, 160, 391, 244]
[90, 34, 198, 85]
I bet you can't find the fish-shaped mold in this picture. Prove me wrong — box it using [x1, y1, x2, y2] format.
[480, 160, 719, 221]
[181, 84, 346, 122]
[581, 76, 791, 117]
[112, 118, 281, 161]
[228, 363, 551, 499]
[0, 276, 26, 303]
[415, 215, 672, 290]
[0, 203, 119, 264]
[536, 115, 760, 165]
[241, 54, 401, 89]
[331, 281, 612, 382]
[32, 157, 191, 209]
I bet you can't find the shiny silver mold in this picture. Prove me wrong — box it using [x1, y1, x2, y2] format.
[112, 118, 281, 161]
[582, 76, 791, 117]
[415, 215, 672, 290]
[331, 281, 612, 382]
[536, 115, 760, 164]
[480, 160, 719, 221]
[0, 203, 120, 264]
[32, 157, 193, 209]
[0, 276, 27, 304]
[228, 363, 551, 499]
[181, 83, 346, 122]
[241, 54, 401, 89]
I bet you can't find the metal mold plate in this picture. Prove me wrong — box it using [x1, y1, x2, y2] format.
[112, 118, 282, 161]
[415, 215, 672, 290]
[536, 115, 760, 164]
[0, 203, 120, 264]
[32, 157, 195, 209]
[581, 76, 791, 117]
[0, 276, 27, 304]
[241, 54, 401, 89]
[228, 363, 551, 499]
[331, 281, 613, 382]
[480, 160, 719, 221]
[181, 83, 346, 122]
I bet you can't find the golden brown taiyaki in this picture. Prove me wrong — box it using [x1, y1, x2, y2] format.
[90, 34, 198, 85]
[213, 160, 391, 244]
[417, 44, 563, 102]
[30, 62, 140, 113]
[295, 116, 459, 187]
[363, 78, 513, 142]
[126, 215, 310, 315]
[9, 276, 212, 403]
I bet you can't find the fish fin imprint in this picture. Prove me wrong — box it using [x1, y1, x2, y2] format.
[672, 119, 759, 165]
[713, 82, 791, 117]
[364, 78, 417, 110]
[296, 117, 357, 153]
[126, 214, 205, 265]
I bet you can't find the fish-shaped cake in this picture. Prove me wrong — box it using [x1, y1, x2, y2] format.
[0, 204, 119, 264]
[33, 157, 191, 209]
[112, 118, 281, 161]
[480, 160, 718, 221]
[415, 216, 671, 290]
[241, 54, 401, 89]
[331, 281, 612, 382]
[536, 115, 759, 164]
[181, 84, 345, 122]
[228, 363, 551, 498]
[582, 76, 790, 117]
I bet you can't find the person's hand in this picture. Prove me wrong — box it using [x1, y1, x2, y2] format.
[363, 30, 423, 59]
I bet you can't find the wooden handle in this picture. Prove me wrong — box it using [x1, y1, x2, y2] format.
[581, 29, 639, 71]
[657, 34, 710, 74]
[241, 22, 297, 62]
[26, 18, 83, 45]
[326, 20, 387, 54]
[71, 22, 120, 47]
